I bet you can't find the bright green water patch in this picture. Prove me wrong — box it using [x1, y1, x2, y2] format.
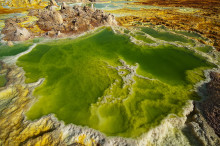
[141, 27, 194, 44]
[124, 29, 130, 34]
[195, 46, 213, 53]
[0, 43, 32, 58]
[33, 38, 45, 43]
[131, 33, 155, 43]
[17, 28, 214, 138]
[175, 30, 203, 39]
[0, 64, 7, 87]
[0, 74, 7, 87]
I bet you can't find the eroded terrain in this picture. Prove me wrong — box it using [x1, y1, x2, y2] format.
[0, 0, 220, 146]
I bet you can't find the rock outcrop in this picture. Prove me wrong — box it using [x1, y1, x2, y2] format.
[200, 72, 220, 137]
[2, 3, 117, 41]
[34, 4, 117, 34]
[1, 18, 31, 41]
[50, 0, 58, 6]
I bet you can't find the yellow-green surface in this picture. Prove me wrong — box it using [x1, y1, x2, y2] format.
[17, 28, 215, 138]
[0, 64, 6, 87]
[0, 43, 32, 58]
[0, 74, 6, 87]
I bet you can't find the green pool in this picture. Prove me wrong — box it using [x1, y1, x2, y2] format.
[0, 43, 32, 58]
[16, 28, 215, 138]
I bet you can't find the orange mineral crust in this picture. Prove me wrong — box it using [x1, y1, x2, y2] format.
[108, 0, 220, 51]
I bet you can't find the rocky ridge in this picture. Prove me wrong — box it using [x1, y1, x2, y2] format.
[179, 70, 220, 145]
[1, 2, 117, 42]
[199, 72, 220, 137]
[1, 18, 31, 41]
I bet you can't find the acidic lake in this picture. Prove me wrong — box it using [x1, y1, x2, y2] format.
[16, 27, 215, 138]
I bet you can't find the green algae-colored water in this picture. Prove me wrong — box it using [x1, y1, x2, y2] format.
[0, 64, 7, 87]
[196, 46, 213, 53]
[141, 27, 193, 44]
[17, 28, 215, 138]
[175, 30, 204, 39]
[131, 33, 155, 43]
[0, 43, 32, 58]
[0, 43, 33, 87]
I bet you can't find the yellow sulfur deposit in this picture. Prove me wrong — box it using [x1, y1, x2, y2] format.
[75, 134, 97, 146]
[4, 0, 48, 8]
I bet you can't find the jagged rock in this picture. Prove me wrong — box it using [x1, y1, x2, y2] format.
[46, 0, 59, 11]
[3, 3, 117, 41]
[36, 9, 63, 31]
[53, 11, 63, 24]
[34, 4, 116, 36]
[28, 9, 40, 16]
[49, 0, 58, 7]
[200, 72, 220, 137]
[56, 31, 61, 36]
[7, 41, 13, 46]
[14, 27, 31, 41]
[49, 5, 57, 12]
[2, 18, 31, 41]
[2, 18, 18, 35]
[61, 2, 68, 10]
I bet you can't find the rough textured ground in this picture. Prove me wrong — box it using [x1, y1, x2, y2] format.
[2, 3, 117, 41]
[0, 0, 220, 145]
[199, 72, 220, 137]
[111, 0, 220, 51]
[135, 0, 220, 11]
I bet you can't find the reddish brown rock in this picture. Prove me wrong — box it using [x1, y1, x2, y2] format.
[2, 4, 117, 41]
[200, 72, 220, 137]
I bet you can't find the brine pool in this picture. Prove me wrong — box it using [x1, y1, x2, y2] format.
[12, 27, 216, 138]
